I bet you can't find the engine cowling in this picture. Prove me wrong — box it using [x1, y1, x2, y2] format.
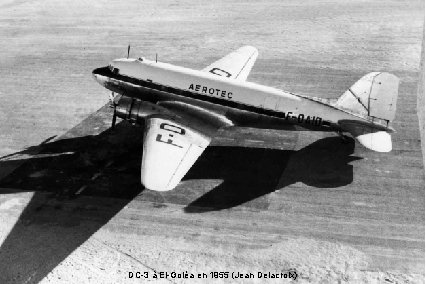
[115, 96, 171, 124]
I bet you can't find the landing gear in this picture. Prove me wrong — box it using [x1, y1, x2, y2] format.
[338, 131, 351, 144]
[111, 106, 117, 128]
[109, 91, 119, 129]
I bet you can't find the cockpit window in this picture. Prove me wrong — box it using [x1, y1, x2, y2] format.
[108, 65, 119, 74]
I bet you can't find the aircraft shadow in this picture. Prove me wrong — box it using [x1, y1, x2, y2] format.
[184, 136, 361, 213]
[0, 121, 360, 282]
[0, 122, 144, 284]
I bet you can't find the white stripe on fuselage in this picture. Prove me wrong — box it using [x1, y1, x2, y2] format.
[110, 58, 365, 126]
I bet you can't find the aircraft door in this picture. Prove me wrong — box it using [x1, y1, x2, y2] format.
[263, 96, 278, 110]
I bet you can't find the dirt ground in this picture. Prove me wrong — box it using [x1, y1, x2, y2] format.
[0, 0, 424, 283]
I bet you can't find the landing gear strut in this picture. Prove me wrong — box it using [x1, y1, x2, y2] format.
[338, 131, 351, 143]
[109, 91, 119, 128]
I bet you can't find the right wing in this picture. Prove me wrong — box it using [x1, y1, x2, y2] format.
[141, 117, 211, 191]
[202, 46, 258, 81]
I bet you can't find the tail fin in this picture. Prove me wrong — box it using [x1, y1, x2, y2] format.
[334, 72, 400, 152]
[335, 72, 399, 121]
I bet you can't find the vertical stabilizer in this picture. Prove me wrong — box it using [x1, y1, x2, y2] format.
[335, 72, 399, 122]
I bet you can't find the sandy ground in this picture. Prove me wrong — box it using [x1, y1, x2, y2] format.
[418, 34, 425, 162]
[0, 0, 424, 283]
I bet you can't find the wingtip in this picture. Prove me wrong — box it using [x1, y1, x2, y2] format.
[140, 161, 176, 191]
[141, 176, 176, 191]
[239, 45, 258, 54]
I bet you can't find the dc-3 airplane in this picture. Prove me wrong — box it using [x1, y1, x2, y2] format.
[92, 46, 399, 191]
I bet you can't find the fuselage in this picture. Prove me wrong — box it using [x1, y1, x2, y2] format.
[92, 57, 386, 131]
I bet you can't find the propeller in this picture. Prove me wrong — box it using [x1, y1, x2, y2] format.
[110, 43, 129, 129]
[112, 106, 117, 128]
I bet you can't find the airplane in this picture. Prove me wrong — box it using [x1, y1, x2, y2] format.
[92, 46, 399, 191]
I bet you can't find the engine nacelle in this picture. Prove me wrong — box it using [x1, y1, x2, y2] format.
[115, 96, 171, 124]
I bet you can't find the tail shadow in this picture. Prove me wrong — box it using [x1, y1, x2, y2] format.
[184, 136, 361, 213]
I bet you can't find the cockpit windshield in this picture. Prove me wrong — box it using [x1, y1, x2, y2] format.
[108, 64, 119, 74]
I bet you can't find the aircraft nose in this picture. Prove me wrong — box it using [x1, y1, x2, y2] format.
[92, 67, 109, 86]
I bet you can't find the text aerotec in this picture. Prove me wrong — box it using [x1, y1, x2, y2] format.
[188, 83, 233, 99]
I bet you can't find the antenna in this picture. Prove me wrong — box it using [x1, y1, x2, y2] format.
[127, 44, 130, 59]
[155, 53, 157, 63]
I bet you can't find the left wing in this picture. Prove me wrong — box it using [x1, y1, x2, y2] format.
[202, 46, 258, 81]
[141, 117, 211, 191]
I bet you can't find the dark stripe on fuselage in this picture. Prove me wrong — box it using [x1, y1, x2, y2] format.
[93, 66, 331, 127]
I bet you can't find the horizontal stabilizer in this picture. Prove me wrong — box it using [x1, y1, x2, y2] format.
[355, 131, 392, 152]
[339, 120, 393, 152]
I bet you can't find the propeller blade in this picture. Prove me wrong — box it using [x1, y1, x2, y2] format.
[109, 91, 115, 107]
[111, 106, 117, 128]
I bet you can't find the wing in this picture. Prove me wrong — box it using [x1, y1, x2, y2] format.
[202, 46, 258, 81]
[141, 117, 211, 191]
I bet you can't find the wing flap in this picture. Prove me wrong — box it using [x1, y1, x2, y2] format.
[141, 117, 211, 191]
[202, 46, 258, 81]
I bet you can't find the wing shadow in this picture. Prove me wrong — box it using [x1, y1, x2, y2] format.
[184, 136, 361, 213]
[0, 120, 361, 282]
[0, 121, 144, 284]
